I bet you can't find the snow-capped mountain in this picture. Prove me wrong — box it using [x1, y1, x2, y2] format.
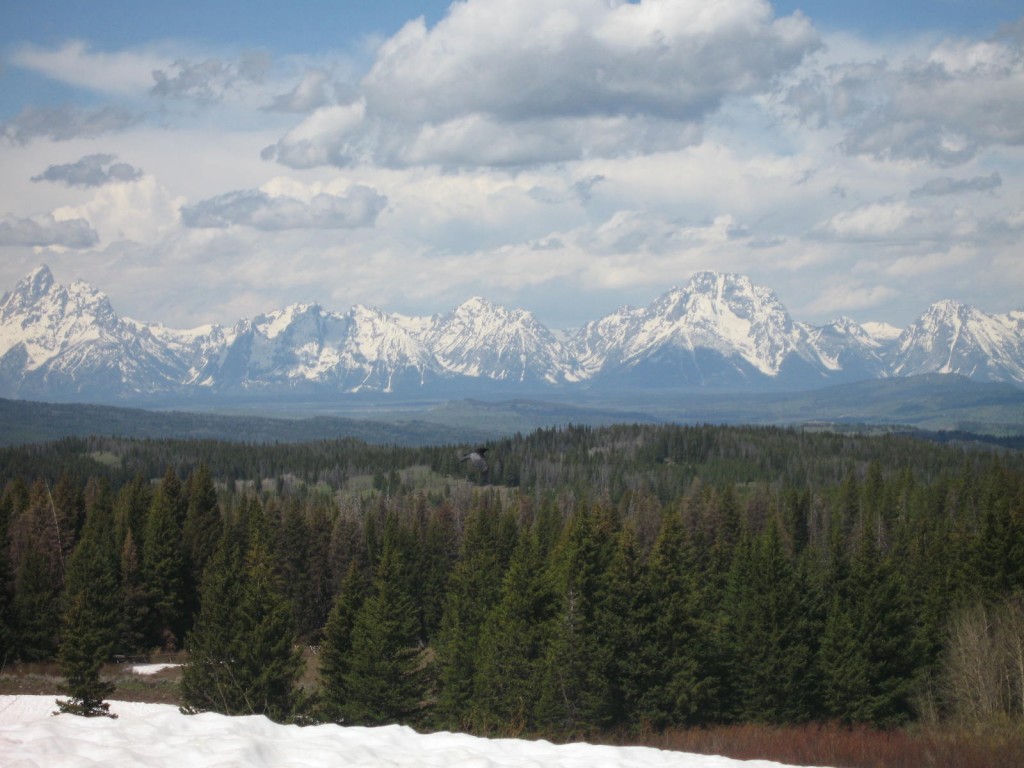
[426, 297, 583, 385]
[203, 303, 443, 394]
[890, 300, 1024, 384]
[568, 272, 831, 388]
[0, 266, 196, 398]
[1, 265, 1021, 403]
[799, 316, 892, 382]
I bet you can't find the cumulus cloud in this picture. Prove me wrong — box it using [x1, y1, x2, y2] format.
[265, 0, 819, 168]
[32, 154, 143, 188]
[0, 105, 142, 144]
[151, 51, 271, 103]
[0, 214, 99, 248]
[180, 185, 387, 230]
[265, 68, 335, 112]
[811, 200, 992, 247]
[910, 172, 1002, 197]
[786, 32, 1024, 166]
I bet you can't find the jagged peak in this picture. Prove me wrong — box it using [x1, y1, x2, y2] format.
[9, 264, 57, 304]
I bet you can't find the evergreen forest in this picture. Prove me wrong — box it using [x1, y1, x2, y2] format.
[1, 423, 1023, 735]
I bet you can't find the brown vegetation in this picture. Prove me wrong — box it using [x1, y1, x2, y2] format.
[630, 721, 1024, 768]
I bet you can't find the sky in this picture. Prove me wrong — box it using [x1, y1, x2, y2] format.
[0, 0, 1022, 332]
[1, 694, 814, 768]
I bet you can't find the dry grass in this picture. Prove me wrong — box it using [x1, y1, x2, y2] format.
[628, 721, 1024, 768]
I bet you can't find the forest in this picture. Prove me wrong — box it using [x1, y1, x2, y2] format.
[1, 423, 1023, 737]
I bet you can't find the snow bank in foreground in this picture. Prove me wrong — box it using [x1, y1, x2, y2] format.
[0, 696, 825, 768]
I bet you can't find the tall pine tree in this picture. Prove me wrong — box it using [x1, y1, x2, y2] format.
[56, 480, 119, 718]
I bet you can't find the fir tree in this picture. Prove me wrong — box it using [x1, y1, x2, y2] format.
[181, 535, 304, 722]
[634, 509, 709, 728]
[56, 481, 119, 718]
[317, 561, 367, 722]
[433, 506, 506, 727]
[472, 527, 552, 733]
[143, 468, 188, 650]
[340, 538, 428, 726]
[534, 502, 617, 734]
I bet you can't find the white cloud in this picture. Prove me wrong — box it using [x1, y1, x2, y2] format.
[1, 106, 142, 144]
[266, 0, 819, 168]
[0, 213, 98, 248]
[784, 30, 1024, 166]
[32, 154, 143, 187]
[151, 51, 272, 103]
[53, 175, 183, 244]
[10, 40, 171, 96]
[181, 185, 387, 230]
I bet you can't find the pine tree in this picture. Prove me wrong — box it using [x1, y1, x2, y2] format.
[317, 561, 367, 722]
[117, 529, 149, 655]
[721, 520, 814, 723]
[180, 536, 304, 721]
[598, 525, 649, 729]
[340, 539, 428, 726]
[472, 527, 552, 733]
[433, 506, 505, 727]
[143, 468, 188, 650]
[183, 463, 222, 585]
[534, 502, 616, 734]
[817, 528, 917, 726]
[634, 509, 709, 728]
[56, 480, 119, 718]
[9, 480, 64, 660]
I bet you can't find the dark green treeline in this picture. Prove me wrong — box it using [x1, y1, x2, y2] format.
[1, 424, 1022, 733]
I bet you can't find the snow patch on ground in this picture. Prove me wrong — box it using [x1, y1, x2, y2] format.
[0, 695, 827, 768]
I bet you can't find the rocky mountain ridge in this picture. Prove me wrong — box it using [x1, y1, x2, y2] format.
[1, 265, 1021, 402]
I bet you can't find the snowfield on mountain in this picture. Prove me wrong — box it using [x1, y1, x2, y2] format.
[1, 265, 1022, 401]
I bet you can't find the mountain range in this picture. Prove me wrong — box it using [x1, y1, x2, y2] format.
[1, 265, 1022, 404]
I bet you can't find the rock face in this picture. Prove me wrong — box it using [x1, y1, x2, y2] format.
[1, 265, 1021, 402]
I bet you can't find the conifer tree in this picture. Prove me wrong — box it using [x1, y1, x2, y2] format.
[472, 527, 552, 732]
[634, 509, 709, 728]
[534, 502, 616, 734]
[10, 480, 64, 660]
[143, 468, 188, 650]
[817, 528, 917, 725]
[117, 529, 149, 655]
[433, 506, 506, 727]
[181, 534, 304, 722]
[56, 480, 119, 718]
[318, 560, 367, 722]
[721, 520, 814, 723]
[598, 525, 649, 728]
[340, 538, 427, 726]
[183, 463, 222, 584]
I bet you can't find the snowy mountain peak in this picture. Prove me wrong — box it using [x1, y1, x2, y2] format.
[892, 299, 1024, 383]
[0, 265, 1021, 399]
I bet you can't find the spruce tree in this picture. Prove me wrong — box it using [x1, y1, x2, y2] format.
[56, 481, 119, 718]
[181, 535, 304, 721]
[317, 561, 367, 722]
[534, 502, 616, 734]
[472, 527, 552, 733]
[142, 469, 188, 650]
[634, 509, 709, 728]
[721, 520, 814, 723]
[433, 506, 505, 727]
[340, 538, 427, 726]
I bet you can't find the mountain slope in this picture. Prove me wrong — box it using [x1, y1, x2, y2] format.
[569, 272, 831, 388]
[0, 265, 1021, 402]
[890, 300, 1024, 383]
